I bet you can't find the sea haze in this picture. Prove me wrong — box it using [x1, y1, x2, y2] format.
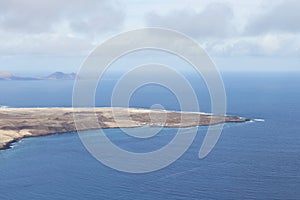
[0, 72, 299, 200]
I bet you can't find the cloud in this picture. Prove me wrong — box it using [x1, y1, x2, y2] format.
[0, 32, 94, 55]
[0, 0, 125, 35]
[143, 0, 300, 57]
[145, 2, 236, 38]
[203, 33, 300, 57]
[0, 0, 299, 59]
[0, 0, 125, 56]
[244, 0, 300, 35]
[69, 8, 125, 37]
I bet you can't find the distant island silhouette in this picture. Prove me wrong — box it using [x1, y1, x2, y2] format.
[0, 71, 76, 80]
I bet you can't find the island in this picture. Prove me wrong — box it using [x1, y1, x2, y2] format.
[0, 107, 250, 150]
[0, 70, 76, 80]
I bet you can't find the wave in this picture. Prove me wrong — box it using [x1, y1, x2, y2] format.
[252, 118, 265, 122]
[0, 105, 9, 108]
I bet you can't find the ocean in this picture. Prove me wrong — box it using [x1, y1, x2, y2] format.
[0, 71, 299, 199]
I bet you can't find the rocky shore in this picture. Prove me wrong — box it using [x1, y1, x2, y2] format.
[0, 107, 249, 150]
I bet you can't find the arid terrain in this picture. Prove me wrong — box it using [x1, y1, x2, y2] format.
[0, 107, 249, 150]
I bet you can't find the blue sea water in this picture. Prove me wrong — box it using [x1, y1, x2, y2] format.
[0, 72, 299, 199]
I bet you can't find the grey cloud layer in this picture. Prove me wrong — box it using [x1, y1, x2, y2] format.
[245, 0, 300, 35]
[0, 0, 125, 34]
[145, 0, 300, 37]
[144, 1, 300, 57]
[0, 0, 299, 57]
[145, 3, 236, 38]
[0, 0, 125, 55]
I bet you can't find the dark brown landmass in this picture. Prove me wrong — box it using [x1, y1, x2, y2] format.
[0, 107, 249, 150]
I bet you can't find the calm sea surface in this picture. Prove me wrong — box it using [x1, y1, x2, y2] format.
[0, 72, 299, 199]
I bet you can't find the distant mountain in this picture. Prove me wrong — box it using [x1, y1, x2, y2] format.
[0, 71, 16, 80]
[0, 71, 76, 81]
[46, 72, 76, 80]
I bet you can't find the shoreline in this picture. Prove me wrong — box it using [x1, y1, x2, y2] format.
[0, 107, 250, 150]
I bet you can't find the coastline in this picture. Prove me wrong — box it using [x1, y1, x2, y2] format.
[0, 107, 249, 150]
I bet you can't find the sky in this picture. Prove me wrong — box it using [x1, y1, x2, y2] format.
[0, 0, 299, 75]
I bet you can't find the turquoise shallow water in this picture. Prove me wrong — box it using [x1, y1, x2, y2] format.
[0, 72, 299, 199]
